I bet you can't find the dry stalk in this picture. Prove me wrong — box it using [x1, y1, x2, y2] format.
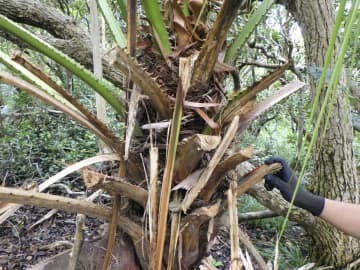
[149, 147, 159, 269]
[167, 210, 181, 269]
[155, 55, 195, 270]
[0, 186, 143, 238]
[83, 169, 148, 207]
[11, 52, 122, 149]
[199, 147, 255, 201]
[182, 115, 239, 212]
[228, 175, 243, 270]
[237, 163, 282, 197]
[238, 227, 269, 270]
[68, 214, 85, 270]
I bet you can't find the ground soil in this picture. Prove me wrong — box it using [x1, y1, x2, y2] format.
[0, 203, 309, 270]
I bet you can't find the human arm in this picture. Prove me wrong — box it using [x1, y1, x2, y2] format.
[320, 199, 360, 239]
[264, 156, 360, 239]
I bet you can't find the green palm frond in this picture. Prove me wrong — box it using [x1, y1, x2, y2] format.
[97, 0, 127, 47]
[141, 0, 172, 56]
[0, 14, 125, 117]
[225, 0, 274, 63]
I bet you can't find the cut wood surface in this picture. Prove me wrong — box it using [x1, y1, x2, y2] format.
[237, 163, 282, 197]
[181, 116, 239, 212]
[0, 186, 142, 239]
[83, 169, 148, 207]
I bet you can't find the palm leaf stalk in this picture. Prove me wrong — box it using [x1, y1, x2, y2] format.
[0, 14, 126, 117]
[97, 0, 127, 47]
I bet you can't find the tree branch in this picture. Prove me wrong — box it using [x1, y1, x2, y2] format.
[236, 162, 317, 229]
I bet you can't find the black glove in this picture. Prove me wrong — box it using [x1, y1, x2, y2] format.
[264, 156, 325, 216]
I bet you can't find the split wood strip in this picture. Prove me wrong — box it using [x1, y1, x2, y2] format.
[155, 55, 195, 270]
[238, 227, 269, 270]
[68, 214, 85, 270]
[149, 147, 159, 270]
[0, 186, 110, 219]
[26, 190, 103, 231]
[0, 154, 120, 224]
[181, 115, 239, 212]
[199, 147, 255, 201]
[83, 169, 148, 207]
[228, 178, 243, 270]
[236, 163, 282, 197]
[0, 186, 142, 239]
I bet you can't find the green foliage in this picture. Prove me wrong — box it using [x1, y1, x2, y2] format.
[0, 15, 125, 117]
[140, 0, 171, 55]
[97, 0, 127, 47]
[237, 195, 309, 269]
[211, 258, 224, 267]
[115, 0, 128, 23]
[225, 0, 275, 63]
[0, 90, 98, 183]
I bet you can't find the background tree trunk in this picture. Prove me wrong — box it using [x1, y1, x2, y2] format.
[280, 0, 360, 266]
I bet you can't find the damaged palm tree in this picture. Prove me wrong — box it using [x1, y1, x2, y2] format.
[0, 0, 307, 269]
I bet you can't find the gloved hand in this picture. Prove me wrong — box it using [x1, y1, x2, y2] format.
[264, 156, 325, 216]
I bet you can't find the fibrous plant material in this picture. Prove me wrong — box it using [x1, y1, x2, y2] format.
[228, 179, 243, 270]
[199, 147, 255, 201]
[11, 52, 123, 151]
[0, 154, 120, 224]
[155, 55, 193, 270]
[83, 169, 148, 207]
[68, 214, 85, 270]
[237, 163, 282, 197]
[0, 186, 143, 239]
[148, 147, 159, 270]
[237, 81, 306, 133]
[173, 134, 221, 183]
[220, 62, 292, 125]
[108, 46, 171, 119]
[181, 115, 239, 212]
[191, 0, 248, 85]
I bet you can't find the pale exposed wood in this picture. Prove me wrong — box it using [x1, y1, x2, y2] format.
[228, 179, 243, 270]
[155, 55, 194, 270]
[0, 186, 111, 219]
[221, 62, 292, 125]
[0, 186, 142, 239]
[237, 163, 282, 197]
[199, 147, 255, 201]
[149, 147, 159, 270]
[0, 154, 120, 225]
[173, 134, 220, 183]
[83, 169, 148, 207]
[238, 81, 306, 132]
[238, 210, 277, 221]
[181, 116, 239, 212]
[90, 0, 108, 154]
[68, 214, 85, 270]
[26, 190, 103, 231]
[125, 85, 140, 160]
